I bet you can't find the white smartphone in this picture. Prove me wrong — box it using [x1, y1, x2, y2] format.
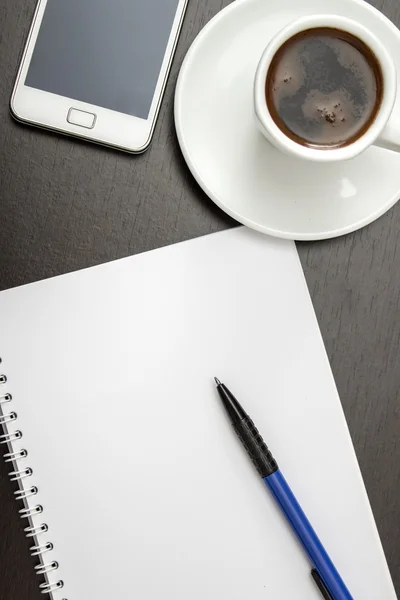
[11, 0, 188, 153]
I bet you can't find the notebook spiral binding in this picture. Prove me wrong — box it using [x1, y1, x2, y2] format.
[0, 360, 66, 598]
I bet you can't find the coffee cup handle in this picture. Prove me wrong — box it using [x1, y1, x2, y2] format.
[375, 117, 400, 152]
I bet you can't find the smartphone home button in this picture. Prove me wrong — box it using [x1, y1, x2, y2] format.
[67, 108, 96, 129]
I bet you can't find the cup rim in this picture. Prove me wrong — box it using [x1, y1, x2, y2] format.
[254, 14, 397, 162]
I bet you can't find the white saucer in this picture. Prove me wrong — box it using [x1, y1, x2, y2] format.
[175, 0, 400, 240]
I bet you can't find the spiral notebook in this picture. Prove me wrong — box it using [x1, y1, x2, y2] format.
[0, 228, 396, 600]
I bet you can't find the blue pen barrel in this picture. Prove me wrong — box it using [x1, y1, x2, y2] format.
[264, 470, 353, 600]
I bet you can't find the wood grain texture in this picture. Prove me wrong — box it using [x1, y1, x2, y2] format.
[0, 0, 399, 598]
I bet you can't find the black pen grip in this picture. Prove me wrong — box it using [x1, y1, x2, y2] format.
[233, 416, 278, 478]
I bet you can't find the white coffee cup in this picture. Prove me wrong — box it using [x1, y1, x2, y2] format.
[254, 14, 400, 162]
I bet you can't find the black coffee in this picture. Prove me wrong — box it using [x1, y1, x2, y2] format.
[266, 28, 383, 148]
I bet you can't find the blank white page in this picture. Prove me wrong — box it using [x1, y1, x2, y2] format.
[0, 228, 396, 600]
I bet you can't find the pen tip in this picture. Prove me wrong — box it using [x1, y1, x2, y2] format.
[214, 377, 221, 386]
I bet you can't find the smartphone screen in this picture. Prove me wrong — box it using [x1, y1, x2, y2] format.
[25, 0, 180, 120]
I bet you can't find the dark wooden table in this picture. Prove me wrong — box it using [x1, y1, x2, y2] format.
[1, 0, 399, 598]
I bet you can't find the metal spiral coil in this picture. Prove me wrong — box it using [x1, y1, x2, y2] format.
[0, 411, 17, 424]
[25, 523, 49, 537]
[35, 561, 59, 575]
[19, 504, 43, 518]
[30, 542, 54, 557]
[0, 430, 22, 443]
[4, 448, 28, 462]
[0, 363, 66, 597]
[39, 581, 64, 594]
[9, 467, 33, 481]
[0, 392, 12, 404]
[14, 486, 38, 500]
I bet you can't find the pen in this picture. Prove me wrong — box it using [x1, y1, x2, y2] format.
[214, 378, 353, 600]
